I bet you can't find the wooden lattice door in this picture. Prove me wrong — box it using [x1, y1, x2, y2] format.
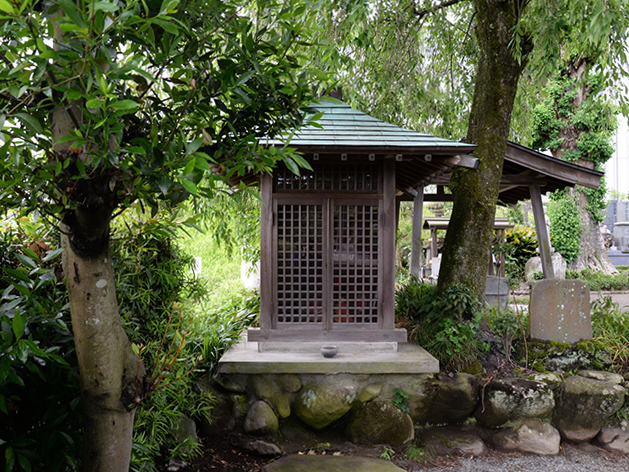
[272, 162, 383, 332]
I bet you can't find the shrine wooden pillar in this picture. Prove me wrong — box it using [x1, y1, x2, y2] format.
[530, 184, 555, 279]
[410, 185, 424, 277]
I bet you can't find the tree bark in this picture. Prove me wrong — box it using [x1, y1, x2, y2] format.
[437, 0, 529, 301]
[61, 209, 143, 472]
[545, 61, 617, 275]
[568, 187, 617, 274]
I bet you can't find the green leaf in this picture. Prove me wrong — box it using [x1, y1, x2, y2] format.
[109, 99, 139, 110]
[3, 268, 30, 283]
[58, 0, 86, 28]
[183, 158, 195, 175]
[5, 446, 15, 472]
[194, 156, 211, 171]
[125, 146, 146, 155]
[16, 254, 37, 270]
[12, 312, 25, 340]
[283, 157, 300, 175]
[21, 247, 39, 261]
[42, 247, 64, 262]
[0, 357, 9, 383]
[181, 178, 198, 195]
[291, 153, 312, 171]
[15, 113, 43, 134]
[92, 1, 119, 12]
[0, 0, 13, 15]
[16, 451, 31, 472]
[236, 71, 255, 86]
[159, 0, 179, 15]
[85, 99, 104, 108]
[151, 17, 178, 34]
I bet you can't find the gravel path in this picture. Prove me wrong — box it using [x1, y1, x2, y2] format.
[398, 444, 629, 472]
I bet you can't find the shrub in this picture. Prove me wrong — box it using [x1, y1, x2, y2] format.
[547, 191, 582, 264]
[500, 225, 538, 283]
[483, 305, 528, 363]
[396, 278, 485, 372]
[590, 296, 629, 372]
[0, 218, 81, 472]
[109, 219, 216, 471]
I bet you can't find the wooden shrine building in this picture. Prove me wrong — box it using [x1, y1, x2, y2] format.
[246, 99, 478, 344]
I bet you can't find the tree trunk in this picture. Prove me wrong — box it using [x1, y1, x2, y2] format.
[61, 207, 143, 472]
[568, 187, 617, 274]
[438, 0, 529, 301]
[545, 59, 617, 275]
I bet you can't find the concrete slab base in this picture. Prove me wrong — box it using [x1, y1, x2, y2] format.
[217, 337, 439, 374]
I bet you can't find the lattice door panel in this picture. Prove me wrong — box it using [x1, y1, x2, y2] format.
[276, 204, 324, 325]
[332, 204, 380, 325]
[274, 163, 379, 192]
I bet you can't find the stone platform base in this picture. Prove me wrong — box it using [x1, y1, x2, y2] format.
[218, 338, 439, 375]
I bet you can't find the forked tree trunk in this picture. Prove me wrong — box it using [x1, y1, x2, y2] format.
[49, 7, 144, 462]
[61, 210, 143, 472]
[437, 0, 529, 301]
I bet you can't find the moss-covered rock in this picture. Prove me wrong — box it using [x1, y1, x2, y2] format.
[214, 373, 249, 393]
[554, 373, 627, 442]
[357, 383, 383, 403]
[243, 400, 279, 436]
[409, 373, 479, 426]
[420, 426, 487, 457]
[345, 399, 414, 445]
[294, 381, 356, 430]
[275, 374, 302, 393]
[252, 376, 292, 419]
[474, 378, 554, 428]
[518, 339, 613, 374]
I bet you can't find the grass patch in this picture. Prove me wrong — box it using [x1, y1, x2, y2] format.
[566, 269, 629, 291]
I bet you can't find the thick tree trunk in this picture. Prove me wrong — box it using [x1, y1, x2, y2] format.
[568, 187, 617, 274]
[61, 206, 143, 471]
[438, 0, 529, 301]
[545, 61, 617, 275]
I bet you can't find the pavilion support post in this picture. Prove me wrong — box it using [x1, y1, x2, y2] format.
[530, 184, 555, 279]
[410, 186, 424, 277]
[259, 173, 274, 328]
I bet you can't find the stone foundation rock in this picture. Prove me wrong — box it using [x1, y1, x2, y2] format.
[420, 426, 487, 456]
[491, 419, 561, 455]
[345, 399, 414, 445]
[203, 369, 628, 457]
[474, 378, 554, 428]
[553, 372, 626, 442]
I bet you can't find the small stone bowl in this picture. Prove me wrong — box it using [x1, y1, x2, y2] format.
[320, 345, 338, 358]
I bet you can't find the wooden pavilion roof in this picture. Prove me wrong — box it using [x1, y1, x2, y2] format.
[252, 98, 603, 203]
[423, 141, 604, 204]
[258, 98, 479, 192]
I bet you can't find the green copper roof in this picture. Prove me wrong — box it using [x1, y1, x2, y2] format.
[271, 99, 476, 154]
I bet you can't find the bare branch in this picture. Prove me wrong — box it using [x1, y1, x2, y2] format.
[413, 0, 470, 21]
